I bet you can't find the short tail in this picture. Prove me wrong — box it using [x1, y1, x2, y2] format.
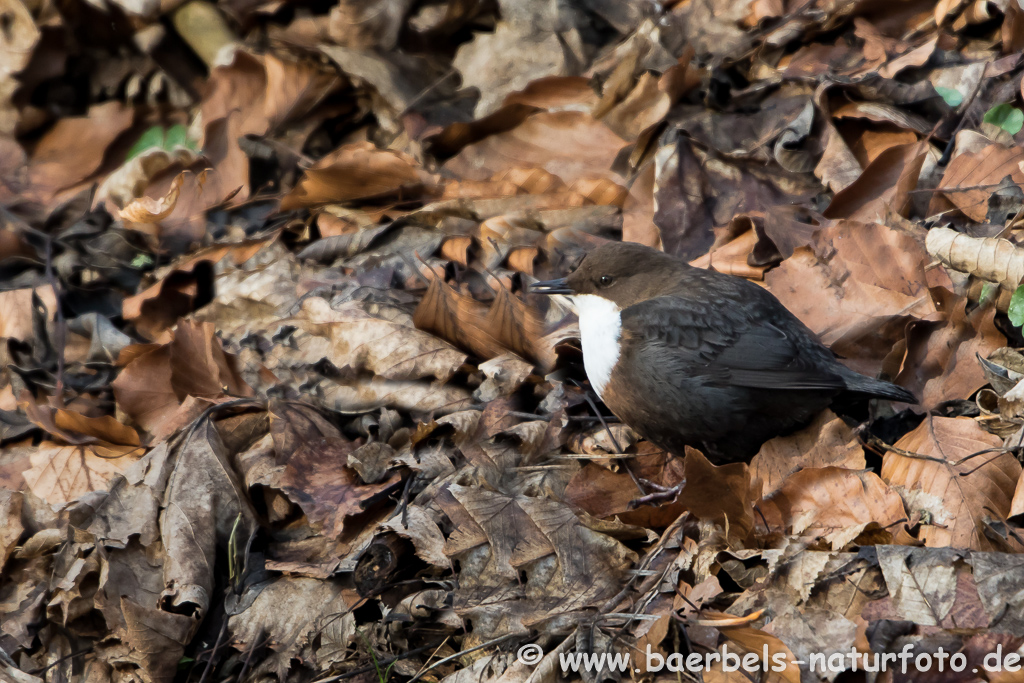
[838, 369, 917, 404]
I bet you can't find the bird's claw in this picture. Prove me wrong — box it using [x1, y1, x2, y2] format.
[628, 478, 685, 508]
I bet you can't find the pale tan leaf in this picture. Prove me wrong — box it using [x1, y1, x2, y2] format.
[119, 171, 193, 224]
[22, 442, 143, 506]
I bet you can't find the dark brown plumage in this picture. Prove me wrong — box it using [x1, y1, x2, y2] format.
[533, 242, 915, 464]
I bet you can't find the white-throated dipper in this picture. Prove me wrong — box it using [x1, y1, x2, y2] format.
[532, 241, 915, 464]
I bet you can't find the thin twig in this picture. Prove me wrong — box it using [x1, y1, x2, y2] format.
[44, 235, 66, 401]
[404, 634, 515, 683]
[860, 433, 946, 464]
[197, 617, 230, 683]
[235, 633, 268, 683]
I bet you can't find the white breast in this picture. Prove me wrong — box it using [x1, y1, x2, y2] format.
[571, 294, 622, 399]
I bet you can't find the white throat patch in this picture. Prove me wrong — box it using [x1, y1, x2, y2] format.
[571, 294, 622, 399]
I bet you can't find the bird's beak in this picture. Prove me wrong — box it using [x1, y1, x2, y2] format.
[530, 278, 572, 295]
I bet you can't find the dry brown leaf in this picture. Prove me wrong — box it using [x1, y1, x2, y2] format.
[563, 442, 686, 529]
[298, 297, 468, 383]
[882, 416, 1021, 550]
[0, 286, 56, 342]
[112, 322, 250, 435]
[321, 376, 473, 415]
[112, 345, 178, 434]
[823, 141, 928, 223]
[720, 624, 802, 683]
[690, 229, 766, 280]
[896, 298, 1004, 410]
[932, 144, 1024, 222]
[122, 239, 270, 341]
[1011, 470, 1024, 521]
[445, 111, 627, 185]
[26, 102, 134, 202]
[412, 274, 549, 367]
[599, 72, 670, 142]
[851, 129, 920, 168]
[875, 545, 964, 626]
[677, 449, 757, 540]
[757, 467, 906, 548]
[281, 436, 401, 539]
[281, 142, 436, 210]
[20, 401, 141, 447]
[766, 221, 936, 377]
[752, 410, 865, 497]
[263, 53, 340, 129]
[381, 505, 449, 567]
[119, 170, 195, 223]
[22, 442, 143, 506]
[815, 124, 863, 193]
[168, 320, 252, 401]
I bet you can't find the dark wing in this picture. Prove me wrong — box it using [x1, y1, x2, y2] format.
[619, 295, 845, 391]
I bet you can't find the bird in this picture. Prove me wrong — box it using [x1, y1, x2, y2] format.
[531, 241, 915, 466]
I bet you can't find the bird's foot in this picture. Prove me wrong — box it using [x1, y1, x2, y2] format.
[628, 478, 686, 508]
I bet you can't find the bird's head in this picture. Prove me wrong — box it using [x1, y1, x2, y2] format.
[531, 242, 683, 309]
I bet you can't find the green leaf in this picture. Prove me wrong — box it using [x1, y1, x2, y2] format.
[126, 125, 166, 160]
[1008, 284, 1024, 327]
[935, 86, 963, 107]
[983, 103, 1024, 136]
[131, 253, 154, 268]
[165, 124, 189, 149]
[980, 282, 996, 305]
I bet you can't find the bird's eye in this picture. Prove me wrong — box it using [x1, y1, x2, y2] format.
[598, 275, 614, 287]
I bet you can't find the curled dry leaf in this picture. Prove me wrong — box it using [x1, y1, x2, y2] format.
[882, 416, 1021, 550]
[823, 141, 928, 223]
[112, 321, 251, 435]
[119, 170, 200, 224]
[20, 401, 141, 447]
[926, 226, 1024, 291]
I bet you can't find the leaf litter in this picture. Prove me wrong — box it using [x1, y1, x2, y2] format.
[6, 1, 1024, 682]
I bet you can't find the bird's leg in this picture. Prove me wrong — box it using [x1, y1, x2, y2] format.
[628, 478, 686, 508]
